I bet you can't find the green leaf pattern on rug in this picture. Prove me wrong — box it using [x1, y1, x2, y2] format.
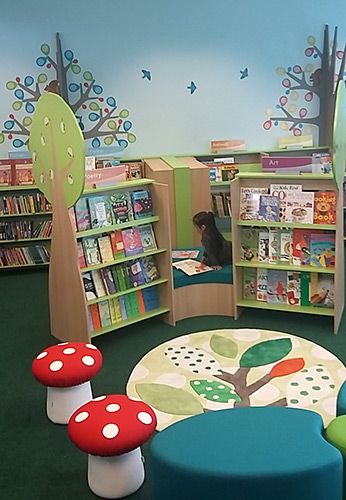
[135, 383, 204, 415]
[190, 379, 241, 404]
[240, 338, 292, 368]
[210, 334, 238, 358]
[164, 346, 221, 375]
[287, 364, 336, 407]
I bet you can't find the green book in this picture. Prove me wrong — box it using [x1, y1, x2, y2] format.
[300, 272, 311, 306]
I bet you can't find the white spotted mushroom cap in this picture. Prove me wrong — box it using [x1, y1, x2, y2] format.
[32, 342, 103, 387]
[68, 394, 157, 456]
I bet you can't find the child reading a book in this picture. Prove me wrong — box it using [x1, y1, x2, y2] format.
[193, 211, 232, 269]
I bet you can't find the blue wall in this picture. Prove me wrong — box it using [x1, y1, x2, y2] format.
[0, 0, 345, 158]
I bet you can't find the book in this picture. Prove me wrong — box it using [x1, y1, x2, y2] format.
[269, 184, 302, 221]
[122, 227, 143, 256]
[83, 237, 101, 266]
[280, 230, 292, 263]
[110, 230, 125, 259]
[128, 260, 146, 287]
[240, 228, 259, 262]
[311, 153, 333, 174]
[292, 229, 312, 266]
[313, 191, 337, 225]
[98, 300, 112, 327]
[110, 192, 133, 224]
[131, 189, 153, 219]
[14, 159, 33, 185]
[69, 207, 78, 232]
[100, 267, 117, 294]
[267, 270, 287, 304]
[0, 160, 13, 186]
[125, 161, 143, 180]
[141, 255, 160, 282]
[258, 195, 280, 222]
[98, 235, 114, 263]
[138, 224, 157, 252]
[172, 249, 200, 259]
[300, 272, 311, 306]
[268, 229, 280, 263]
[75, 198, 91, 231]
[285, 191, 314, 224]
[88, 196, 113, 228]
[258, 230, 269, 262]
[309, 233, 335, 268]
[77, 241, 87, 268]
[286, 271, 301, 306]
[172, 259, 214, 276]
[119, 296, 127, 320]
[82, 272, 97, 300]
[243, 268, 257, 300]
[109, 297, 122, 323]
[142, 286, 159, 311]
[89, 303, 101, 331]
[239, 187, 268, 220]
[91, 270, 107, 297]
[310, 273, 335, 308]
[256, 269, 268, 302]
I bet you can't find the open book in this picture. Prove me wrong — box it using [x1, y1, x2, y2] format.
[172, 259, 214, 276]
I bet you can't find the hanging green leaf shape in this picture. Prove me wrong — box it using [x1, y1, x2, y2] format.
[136, 383, 203, 415]
[240, 338, 292, 368]
[190, 379, 241, 404]
[210, 334, 238, 358]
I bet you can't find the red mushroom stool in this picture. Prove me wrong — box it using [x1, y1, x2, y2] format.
[68, 394, 157, 499]
[32, 342, 103, 424]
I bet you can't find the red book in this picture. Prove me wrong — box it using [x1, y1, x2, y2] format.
[90, 304, 101, 330]
[121, 227, 143, 256]
[77, 242, 87, 268]
[13, 159, 34, 185]
[0, 159, 14, 186]
[137, 290, 146, 314]
[110, 230, 125, 258]
[313, 191, 337, 225]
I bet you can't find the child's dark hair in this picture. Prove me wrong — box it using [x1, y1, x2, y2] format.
[193, 211, 218, 231]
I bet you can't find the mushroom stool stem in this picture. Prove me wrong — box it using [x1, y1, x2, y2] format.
[88, 447, 145, 499]
[47, 381, 93, 424]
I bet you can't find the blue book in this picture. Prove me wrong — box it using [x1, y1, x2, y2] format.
[258, 195, 280, 222]
[88, 196, 113, 228]
[142, 286, 159, 311]
[119, 296, 127, 320]
[131, 189, 153, 219]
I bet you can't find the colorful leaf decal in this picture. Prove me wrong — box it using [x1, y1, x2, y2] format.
[135, 383, 203, 415]
[210, 334, 238, 358]
[239, 338, 292, 368]
[190, 379, 241, 404]
[269, 358, 305, 378]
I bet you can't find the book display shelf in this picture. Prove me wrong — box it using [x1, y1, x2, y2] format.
[74, 178, 174, 338]
[231, 171, 344, 334]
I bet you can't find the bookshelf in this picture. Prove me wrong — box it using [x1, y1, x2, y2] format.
[231, 172, 344, 334]
[75, 178, 174, 337]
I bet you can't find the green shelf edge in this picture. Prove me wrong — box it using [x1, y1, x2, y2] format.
[0, 237, 51, 245]
[81, 247, 166, 273]
[76, 215, 160, 238]
[237, 299, 334, 316]
[91, 306, 170, 338]
[87, 278, 168, 305]
[0, 212, 52, 218]
[0, 262, 49, 270]
[0, 185, 40, 191]
[237, 220, 336, 230]
[82, 178, 155, 195]
[210, 181, 231, 186]
[235, 261, 335, 274]
[236, 172, 334, 180]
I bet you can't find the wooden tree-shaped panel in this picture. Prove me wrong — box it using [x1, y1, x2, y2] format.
[29, 92, 89, 342]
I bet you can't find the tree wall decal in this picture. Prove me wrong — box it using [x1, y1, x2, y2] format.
[0, 33, 136, 152]
[263, 25, 346, 146]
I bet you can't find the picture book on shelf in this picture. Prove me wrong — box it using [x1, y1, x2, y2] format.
[77, 241, 87, 268]
[309, 233, 335, 268]
[239, 187, 268, 220]
[100, 267, 117, 294]
[172, 259, 214, 276]
[256, 268, 268, 302]
[110, 230, 125, 258]
[128, 260, 146, 287]
[313, 191, 337, 225]
[98, 300, 112, 327]
[240, 228, 259, 262]
[83, 237, 101, 266]
[75, 198, 91, 231]
[292, 229, 312, 266]
[131, 189, 153, 219]
[91, 270, 107, 297]
[258, 195, 280, 222]
[110, 192, 133, 224]
[269, 184, 302, 221]
[268, 229, 280, 263]
[280, 230, 292, 263]
[172, 249, 200, 259]
[83, 272, 97, 300]
[98, 235, 114, 263]
[267, 270, 287, 304]
[285, 191, 314, 224]
[286, 271, 301, 306]
[243, 268, 257, 300]
[88, 196, 113, 228]
[122, 227, 143, 256]
[310, 273, 334, 308]
[0, 160, 13, 186]
[141, 255, 160, 282]
[138, 224, 157, 252]
[258, 230, 269, 262]
[14, 160, 33, 185]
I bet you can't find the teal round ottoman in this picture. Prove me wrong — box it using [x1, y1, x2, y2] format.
[150, 407, 342, 500]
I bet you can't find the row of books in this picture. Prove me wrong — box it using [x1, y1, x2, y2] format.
[78, 223, 157, 267]
[241, 227, 335, 268]
[202, 159, 239, 182]
[0, 220, 52, 241]
[260, 152, 332, 175]
[86, 156, 143, 179]
[88, 286, 159, 332]
[211, 192, 232, 217]
[240, 185, 337, 225]
[0, 158, 33, 186]
[83, 255, 160, 300]
[72, 188, 153, 232]
[0, 193, 51, 216]
[243, 268, 334, 308]
[0, 245, 50, 267]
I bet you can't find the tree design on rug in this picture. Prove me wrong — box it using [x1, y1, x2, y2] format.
[263, 25, 346, 146]
[0, 33, 136, 152]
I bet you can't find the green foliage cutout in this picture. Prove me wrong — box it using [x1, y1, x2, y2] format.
[135, 383, 204, 415]
[239, 338, 292, 368]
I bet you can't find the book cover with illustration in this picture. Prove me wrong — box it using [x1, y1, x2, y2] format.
[310, 273, 335, 308]
[285, 191, 314, 224]
[256, 268, 268, 302]
[88, 196, 113, 228]
[98, 300, 112, 327]
[309, 233, 335, 268]
[268, 228, 280, 263]
[240, 227, 259, 262]
[109, 191, 133, 224]
[0, 160, 13, 186]
[313, 191, 337, 225]
[83, 237, 101, 266]
[128, 260, 146, 287]
[172, 259, 214, 276]
[280, 230, 292, 263]
[14, 160, 34, 185]
[142, 286, 159, 311]
[97, 235, 114, 263]
[110, 230, 125, 259]
[242, 268, 257, 300]
[77, 241, 86, 268]
[109, 297, 122, 323]
[239, 187, 268, 220]
[75, 197, 91, 231]
[286, 271, 301, 306]
[131, 189, 153, 219]
[269, 184, 302, 220]
[292, 229, 312, 266]
[90, 270, 107, 297]
[100, 267, 117, 294]
[267, 270, 287, 304]
[82, 272, 97, 300]
[122, 227, 144, 256]
[138, 224, 157, 252]
[258, 230, 269, 262]
[141, 255, 160, 282]
[258, 195, 280, 222]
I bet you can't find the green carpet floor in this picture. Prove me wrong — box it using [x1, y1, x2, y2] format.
[1, 269, 345, 500]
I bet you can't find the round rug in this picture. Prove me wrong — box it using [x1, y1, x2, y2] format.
[126, 329, 346, 431]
